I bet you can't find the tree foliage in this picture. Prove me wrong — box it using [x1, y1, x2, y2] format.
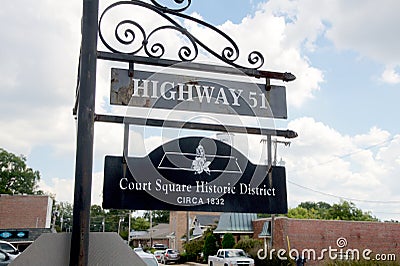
[143, 210, 170, 224]
[104, 209, 130, 234]
[288, 200, 378, 221]
[203, 233, 218, 262]
[184, 238, 204, 262]
[0, 148, 42, 195]
[53, 201, 73, 232]
[221, 233, 235, 248]
[234, 238, 261, 253]
[89, 206, 151, 238]
[131, 217, 150, 231]
[328, 200, 377, 221]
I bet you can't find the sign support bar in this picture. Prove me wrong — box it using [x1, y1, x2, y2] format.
[95, 114, 298, 139]
[97, 51, 296, 82]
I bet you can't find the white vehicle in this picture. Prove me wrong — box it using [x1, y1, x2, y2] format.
[135, 248, 159, 266]
[208, 249, 254, 266]
[154, 250, 165, 262]
[0, 241, 20, 260]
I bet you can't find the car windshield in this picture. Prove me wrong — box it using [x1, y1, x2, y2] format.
[141, 257, 158, 266]
[226, 250, 246, 258]
[0, 243, 15, 253]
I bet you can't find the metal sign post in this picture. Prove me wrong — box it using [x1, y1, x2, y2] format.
[70, 0, 99, 265]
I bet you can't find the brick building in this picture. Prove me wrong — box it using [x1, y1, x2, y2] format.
[0, 194, 53, 250]
[169, 211, 220, 251]
[130, 223, 171, 248]
[0, 194, 52, 229]
[252, 217, 400, 264]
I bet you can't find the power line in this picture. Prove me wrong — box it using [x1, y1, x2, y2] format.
[290, 135, 397, 173]
[284, 135, 400, 204]
[287, 179, 400, 204]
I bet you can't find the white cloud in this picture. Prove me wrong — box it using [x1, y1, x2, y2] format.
[260, 0, 400, 85]
[278, 117, 400, 220]
[39, 177, 74, 203]
[0, 1, 81, 156]
[381, 67, 400, 84]
[39, 172, 104, 206]
[183, 3, 324, 107]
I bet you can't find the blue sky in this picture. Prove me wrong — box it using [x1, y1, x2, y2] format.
[1, 0, 400, 221]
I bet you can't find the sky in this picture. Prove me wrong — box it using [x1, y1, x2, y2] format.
[1, 0, 400, 221]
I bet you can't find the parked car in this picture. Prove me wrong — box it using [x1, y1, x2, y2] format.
[0, 250, 14, 266]
[0, 241, 20, 260]
[208, 249, 254, 266]
[154, 250, 165, 262]
[152, 243, 168, 250]
[161, 249, 180, 264]
[134, 247, 144, 253]
[135, 249, 159, 266]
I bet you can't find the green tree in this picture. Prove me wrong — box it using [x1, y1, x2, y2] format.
[52, 201, 73, 232]
[104, 209, 129, 233]
[287, 206, 322, 219]
[288, 200, 378, 221]
[131, 217, 150, 231]
[0, 148, 42, 195]
[90, 205, 106, 232]
[298, 201, 331, 219]
[143, 210, 170, 224]
[184, 238, 204, 262]
[328, 200, 378, 221]
[203, 233, 218, 262]
[90, 205, 105, 217]
[221, 233, 235, 248]
[234, 238, 261, 253]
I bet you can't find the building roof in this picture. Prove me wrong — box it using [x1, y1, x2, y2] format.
[131, 223, 171, 240]
[214, 213, 257, 234]
[12, 232, 146, 266]
[193, 214, 219, 227]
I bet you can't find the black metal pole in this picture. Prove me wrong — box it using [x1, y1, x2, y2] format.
[70, 0, 99, 265]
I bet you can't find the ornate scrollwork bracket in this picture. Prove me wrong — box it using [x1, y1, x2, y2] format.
[98, 0, 266, 70]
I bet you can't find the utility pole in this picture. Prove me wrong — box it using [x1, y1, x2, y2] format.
[186, 211, 190, 245]
[150, 211, 153, 247]
[272, 139, 291, 165]
[52, 206, 58, 230]
[60, 214, 64, 232]
[261, 137, 291, 249]
[261, 135, 273, 247]
[128, 211, 132, 245]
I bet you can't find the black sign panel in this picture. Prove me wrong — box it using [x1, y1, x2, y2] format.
[103, 137, 287, 213]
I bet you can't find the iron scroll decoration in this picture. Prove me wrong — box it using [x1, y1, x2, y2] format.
[98, 0, 265, 70]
